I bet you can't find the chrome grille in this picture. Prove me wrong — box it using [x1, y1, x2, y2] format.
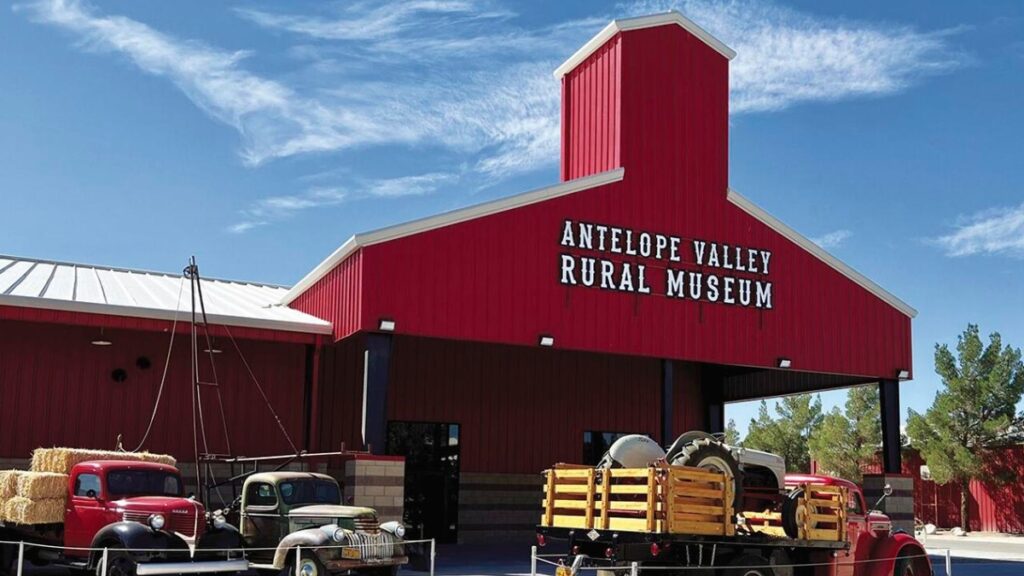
[353, 516, 380, 534]
[342, 530, 399, 560]
[121, 511, 203, 537]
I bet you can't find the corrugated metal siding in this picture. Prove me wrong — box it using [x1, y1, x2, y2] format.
[0, 318, 308, 459]
[290, 250, 363, 341]
[386, 336, 681, 474]
[561, 34, 621, 181]
[314, 334, 366, 453]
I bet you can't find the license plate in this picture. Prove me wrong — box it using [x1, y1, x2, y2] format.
[342, 548, 362, 560]
[556, 566, 571, 576]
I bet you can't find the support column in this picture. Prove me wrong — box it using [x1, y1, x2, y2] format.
[362, 333, 393, 454]
[879, 379, 902, 474]
[661, 360, 674, 445]
[700, 367, 725, 434]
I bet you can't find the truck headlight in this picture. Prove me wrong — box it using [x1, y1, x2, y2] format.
[213, 514, 227, 529]
[380, 521, 405, 538]
[332, 528, 347, 543]
[148, 514, 166, 531]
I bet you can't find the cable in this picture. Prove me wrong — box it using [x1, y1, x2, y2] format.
[130, 275, 185, 452]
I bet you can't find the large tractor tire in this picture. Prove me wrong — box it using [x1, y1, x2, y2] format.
[664, 430, 716, 463]
[780, 488, 823, 539]
[669, 437, 742, 510]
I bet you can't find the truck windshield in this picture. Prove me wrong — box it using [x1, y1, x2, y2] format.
[279, 480, 340, 506]
[107, 470, 183, 498]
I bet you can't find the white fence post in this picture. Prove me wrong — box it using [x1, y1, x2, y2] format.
[430, 538, 436, 576]
[530, 545, 537, 576]
[945, 549, 952, 576]
[100, 547, 109, 576]
[295, 546, 301, 576]
[630, 561, 638, 576]
[15, 541, 24, 576]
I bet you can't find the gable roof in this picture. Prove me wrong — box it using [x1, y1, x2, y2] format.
[282, 167, 916, 318]
[0, 254, 333, 334]
[553, 11, 737, 79]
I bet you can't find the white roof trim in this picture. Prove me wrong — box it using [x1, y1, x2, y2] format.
[553, 11, 736, 79]
[0, 293, 333, 335]
[282, 167, 626, 304]
[727, 188, 917, 319]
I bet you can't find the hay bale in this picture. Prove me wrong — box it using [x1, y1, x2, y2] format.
[3, 496, 65, 525]
[30, 448, 176, 474]
[0, 470, 22, 499]
[17, 472, 68, 499]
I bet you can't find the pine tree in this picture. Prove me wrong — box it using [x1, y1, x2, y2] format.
[808, 385, 881, 482]
[906, 324, 1024, 532]
[724, 418, 741, 446]
[744, 395, 823, 472]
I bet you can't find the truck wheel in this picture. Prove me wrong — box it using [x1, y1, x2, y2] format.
[725, 553, 775, 576]
[97, 552, 137, 576]
[282, 550, 328, 576]
[669, 438, 741, 510]
[893, 557, 915, 576]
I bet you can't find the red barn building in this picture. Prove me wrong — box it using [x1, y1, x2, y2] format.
[0, 12, 916, 542]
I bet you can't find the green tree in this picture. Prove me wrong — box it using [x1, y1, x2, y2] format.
[724, 418, 741, 446]
[744, 394, 823, 472]
[808, 385, 881, 482]
[906, 324, 1024, 532]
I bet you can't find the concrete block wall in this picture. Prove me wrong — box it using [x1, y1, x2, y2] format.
[458, 472, 543, 544]
[335, 456, 405, 523]
[863, 474, 915, 534]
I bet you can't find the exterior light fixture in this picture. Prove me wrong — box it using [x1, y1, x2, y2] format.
[539, 335, 555, 347]
[378, 318, 396, 332]
[777, 357, 792, 369]
[91, 328, 113, 346]
[897, 369, 910, 380]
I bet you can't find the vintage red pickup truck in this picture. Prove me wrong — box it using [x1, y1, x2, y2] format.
[0, 460, 248, 576]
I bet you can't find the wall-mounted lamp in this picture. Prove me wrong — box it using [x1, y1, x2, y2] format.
[91, 328, 113, 346]
[538, 335, 555, 347]
[897, 369, 910, 380]
[378, 318, 396, 332]
[777, 357, 792, 369]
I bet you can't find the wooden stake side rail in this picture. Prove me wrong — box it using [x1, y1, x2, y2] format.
[539, 464, 733, 536]
[540, 465, 848, 544]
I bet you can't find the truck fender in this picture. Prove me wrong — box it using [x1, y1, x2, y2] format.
[864, 532, 932, 576]
[272, 528, 331, 570]
[197, 522, 244, 552]
[89, 522, 189, 567]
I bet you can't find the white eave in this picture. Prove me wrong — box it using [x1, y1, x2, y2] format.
[727, 189, 917, 318]
[281, 168, 626, 304]
[553, 11, 736, 79]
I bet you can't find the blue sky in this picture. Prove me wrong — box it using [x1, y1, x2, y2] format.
[2, 0, 1023, 435]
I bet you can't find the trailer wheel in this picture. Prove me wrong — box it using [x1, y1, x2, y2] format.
[96, 551, 137, 576]
[724, 553, 775, 576]
[669, 438, 741, 510]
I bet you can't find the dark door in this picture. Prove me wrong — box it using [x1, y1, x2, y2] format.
[386, 421, 460, 543]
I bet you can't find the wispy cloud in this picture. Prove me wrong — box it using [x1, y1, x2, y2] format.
[625, 0, 964, 114]
[811, 229, 852, 249]
[18, 0, 965, 231]
[933, 203, 1024, 257]
[229, 172, 458, 233]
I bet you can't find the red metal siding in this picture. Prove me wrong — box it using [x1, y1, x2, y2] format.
[0, 319, 308, 460]
[290, 250, 363, 341]
[314, 335, 367, 453]
[561, 35, 621, 181]
[386, 336, 679, 473]
[0, 304, 318, 344]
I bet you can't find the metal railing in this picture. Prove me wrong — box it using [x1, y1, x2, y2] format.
[1, 537, 436, 576]
[530, 545, 955, 575]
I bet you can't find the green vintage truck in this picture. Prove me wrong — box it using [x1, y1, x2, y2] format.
[231, 471, 407, 576]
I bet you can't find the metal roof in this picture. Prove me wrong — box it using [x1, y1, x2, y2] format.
[0, 255, 332, 335]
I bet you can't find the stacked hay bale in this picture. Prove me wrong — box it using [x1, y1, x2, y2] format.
[0, 448, 175, 524]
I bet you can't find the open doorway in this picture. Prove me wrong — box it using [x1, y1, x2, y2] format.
[386, 421, 460, 543]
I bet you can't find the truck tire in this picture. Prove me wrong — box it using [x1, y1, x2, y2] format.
[96, 551, 137, 576]
[282, 550, 327, 576]
[669, 438, 741, 510]
[725, 553, 775, 576]
[893, 556, 915, 576]
[0, 543, 14, 576]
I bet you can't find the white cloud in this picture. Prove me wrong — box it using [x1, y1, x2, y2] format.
[811, 229, 852, 249]
[624, 0, 963, 114]
[934, 203, 1024, 257]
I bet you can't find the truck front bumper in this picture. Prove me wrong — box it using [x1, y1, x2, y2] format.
[322, 555, 408, 573]
[135, 559, 249, 575]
